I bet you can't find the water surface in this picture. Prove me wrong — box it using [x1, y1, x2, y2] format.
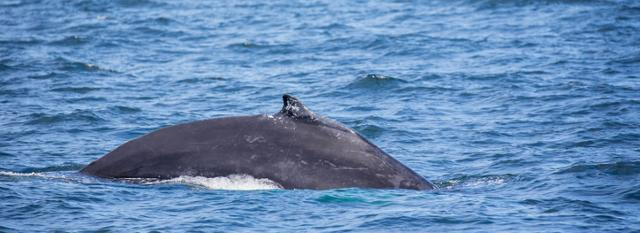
[1, 0, 639, 231]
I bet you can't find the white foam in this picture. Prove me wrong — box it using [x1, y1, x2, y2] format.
[155, 174, 283, 190]
[440, 175, 510, 190]
[460, 176, 508, 188]
[0, 171, 283, 190]
[0, 171, 45, 177]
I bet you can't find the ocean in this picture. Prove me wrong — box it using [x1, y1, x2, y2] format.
[1, 0, 639, 232]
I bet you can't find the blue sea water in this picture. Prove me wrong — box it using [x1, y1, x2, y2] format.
[1, 0, 640, 231]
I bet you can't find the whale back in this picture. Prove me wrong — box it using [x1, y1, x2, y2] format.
[81, 95, 433, 190]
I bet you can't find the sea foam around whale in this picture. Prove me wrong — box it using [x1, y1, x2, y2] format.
[0, 171, 282, 190]
[0, 171, 44, 177]
[152, 174, 283, 190]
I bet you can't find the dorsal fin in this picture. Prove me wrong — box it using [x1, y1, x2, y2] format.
[276, 94, 315, 120]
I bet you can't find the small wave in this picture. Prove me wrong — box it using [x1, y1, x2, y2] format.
[472, 0, 606, 10]
[0, 0, 24, 7]
[226, 42, 295, 55]
[25, 110, 105, 125]
[227, 41, 263, 49]
[315, 23, 354, 31]
[175, 76, 226, 84]
[65, 97, 108, 103]
[19, 163, 86, 173]
[353, 124, 384, 139]
[315, 193, 390, 205]
[51, 86, 101, 94]
[150, 175, 283, 190]
[132, 26, 188, 38]
[437, 174, 515, 190]
[129, 16, 176, 26]
[0, 171, 45, 177]
[27, 72, 65, 80]
[621, 187, 640, 201]
[0, 170, 90, 183]
[0, 37, 42, 46]
[0, 63, 11, 71]
[116, 0, 166, 8]
[55, 57, 116, 73]
[1, 163, 86, 178]
[347, 74, 408, 89]
[109, 105, 142, 114]
[48, 36, 89, 46]
[556, 161, 640, 176]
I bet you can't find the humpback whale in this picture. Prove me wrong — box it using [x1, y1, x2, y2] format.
[81, 95, 433, 190]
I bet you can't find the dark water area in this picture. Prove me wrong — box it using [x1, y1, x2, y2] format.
[1, 0, 640, 231]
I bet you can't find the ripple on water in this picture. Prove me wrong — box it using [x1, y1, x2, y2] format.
[19, 163, 86, 173]
[0, 63, 11, 72]
[47, 36, 90, 47]
[314, 193, 393, 206]
[27, 72, 67, 80]
[523, 197, 625, 220]
[50, 87, 102, 94]
[25, 110, 106, 125]
[175, 76, 226, 84]
[621, 187, 640, 201]
[556, 161, 640, 176]
[226, 42, 297, 55]
[108, 105, 142, 114]
[54, 57, 116, 74]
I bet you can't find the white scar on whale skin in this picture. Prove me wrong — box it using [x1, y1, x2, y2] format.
[148, 174, 283, 190]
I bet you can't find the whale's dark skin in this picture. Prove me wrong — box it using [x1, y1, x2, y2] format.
[81, 95, 433, 190]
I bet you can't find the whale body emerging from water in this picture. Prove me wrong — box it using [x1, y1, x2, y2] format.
[81, 95, 433, 190]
